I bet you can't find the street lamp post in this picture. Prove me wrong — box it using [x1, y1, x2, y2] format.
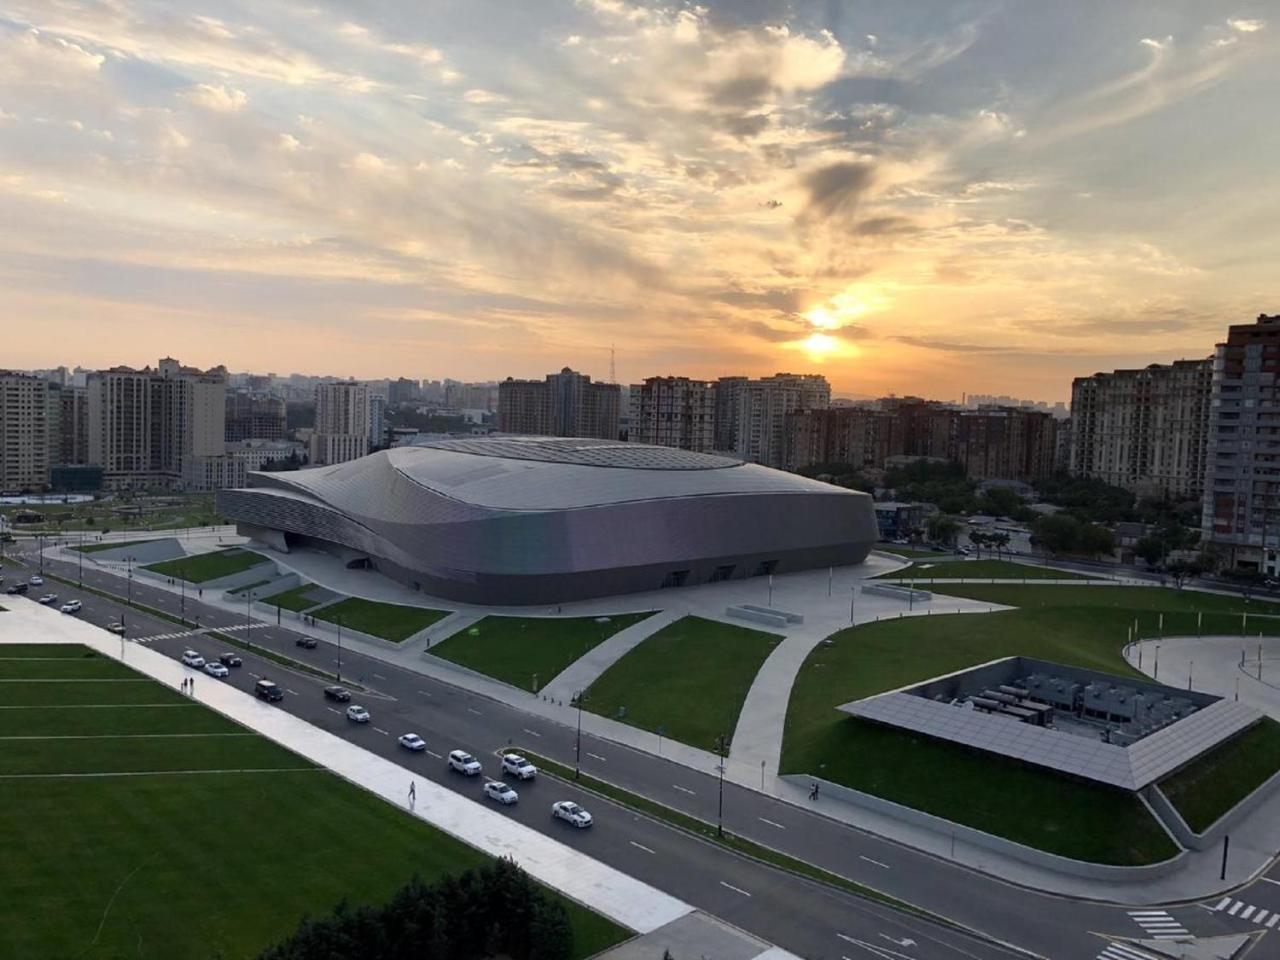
[245, 589, 254, 652]
[714, 733, 728, 838]
[77, 530, 83, 587]
[336, 614, 343, 683]
[574, 691, 586, 781]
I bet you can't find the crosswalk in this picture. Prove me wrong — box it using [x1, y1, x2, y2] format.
[1096, 942, 1158, 960]
[1211, 895, 1280, 928]
[1125, 910, 1189, 940]
[132, 623, 265, 645]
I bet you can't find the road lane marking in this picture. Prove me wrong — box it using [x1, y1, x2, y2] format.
[758, 817, 786, 830]
[719, 881, 751, 897]
[286, 689, 299, 696]
[859, 855, 890, 869]
[586, 752, 607, 762]
[249, 672, 262, 679]
[326, 708, 341, 715]
[372, 727, 390, 736]
[1262, 877, 1280, 887]
[670, 784, 696, 795]
[467, 708, 483, 716]
[629, 841, 655, 854]
[522, 728, 542, 738]
[425, 750, 443, 759]
[372, 673, 387, 680]
[418, 690, 433, 697]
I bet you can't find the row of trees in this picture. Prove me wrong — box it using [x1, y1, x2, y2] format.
[258, 859, 573, 960]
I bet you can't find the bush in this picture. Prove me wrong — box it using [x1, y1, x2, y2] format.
[258, 858, 573, 960]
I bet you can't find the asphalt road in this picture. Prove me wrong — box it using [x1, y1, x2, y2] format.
[3, 547, 1272, 959]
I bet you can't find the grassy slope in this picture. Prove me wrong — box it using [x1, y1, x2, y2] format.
[430, 612, 655, 690]
[312, 596, 450, 642]
[779, 584, 1280, 864]
[144, 548, 267, 583]
[1160, 719, 1280, 833]
[262, 582, 322, 611]
[878, 559, 1095, 580]
[74, 538, 164, 554]
[585, 615, 782, 751]
[0, 647, 626, 960]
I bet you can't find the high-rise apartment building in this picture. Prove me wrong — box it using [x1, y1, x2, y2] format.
[388, 377, 421, 405]
[784, 406, 899, 472]
[954, 407, 1056, 482]
[629, 377, 717, 452]
[51, 382, 88, 465]
[1203, 315, 1280, 573]
[1069, 360, 1212, 499]
[310, 381, 370, 465]
[736, 373, 830, 468]
[0, 371, 51, 492]
[85, 358, 229, 490]
[713, 376, 749, 453]
[497, 368, 619, 440]
[225, 392, 287, 442]
[368, 394, 387, 449]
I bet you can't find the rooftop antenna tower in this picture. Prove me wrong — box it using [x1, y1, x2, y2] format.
[609, 343, 616, 384]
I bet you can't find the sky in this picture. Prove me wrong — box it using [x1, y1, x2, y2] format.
[0, 1, 1276, 401]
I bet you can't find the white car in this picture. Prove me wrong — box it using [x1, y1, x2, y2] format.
[484, 781, 519, 805]
[29, 576, 43, 586]
[502, 754, 537, 781]
[37, 593, 58, 605]
[551, 800, 593, 829]
[180, 650, 205, 668]
[106, 622, 125, 635]
[203, 661, 230, 679]
[60, 600, 82, 614]
[398, 733, 426, 752]
[448, 750, 482, 776]
[346, 705, 371, 723]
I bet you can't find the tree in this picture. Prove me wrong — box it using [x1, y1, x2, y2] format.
[1031, 514, 1080, 555]
[1133, 536, 1166, 568]
[988, 531, 1011, 559]
[1164, 559, 1202, 592]
[967, 530, 988, 558]
[1078, 523, 1115, 558]
[927, 514, 961, 546]
[1223, 568, 1267, 603]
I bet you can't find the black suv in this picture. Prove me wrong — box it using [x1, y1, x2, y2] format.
[254, 679, 284, 702]
[323, 685, 351, 702]
[295, 636, 318, 649]
[5, 583, 28, 595]
[219, 653, 243, 668]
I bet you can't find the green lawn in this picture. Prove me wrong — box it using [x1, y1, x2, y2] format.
[878, 546, 951, 560]
[878, 559, 1095, 580]
[73, 538, 163, 555]
[430, 612, 656, 690]
[1160, 719, 1280, 833]
[585, 615, 782, 752]
[312, 597, 450, 642]
[779, 583, 1280, 864]
[228, 578, 274, 595]
[0, 646, 627, 960]
[2, 678, 186, 707]
[2, 493, 221, 534]
[262, 582, 324, 611]
[144, 548, 269, 583]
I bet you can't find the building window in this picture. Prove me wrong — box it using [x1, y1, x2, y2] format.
[753, 559, 778, 577]
[660, 569, 690, 589]
[709, 564, 736, 583]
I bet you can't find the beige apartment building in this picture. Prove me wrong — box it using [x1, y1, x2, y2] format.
[629, 376, 717, 452]
[497, 368, 620, 440]
[0, 371, 51, 492]
[310, 381, 370, 465]
[736, 373, 830, 468]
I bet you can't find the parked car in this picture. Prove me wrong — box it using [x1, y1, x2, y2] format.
[219, 653, 242, 667]
[398, 733, 427, 752]
[7, 583, 29, 595]
[180, 650, 205, 668]
[36, 593, 58, 605]
[106, 622, 125, 634]
[323, 685, 352, 702]
[29, 576, 43, 586]
[501, 754, 537, 781]
[551, 800, 593, 828]
[295, 636, 318, 649]
[255, 679, 284, 701]
[484, 781, 519, 805]
[203, 661, 230, 679]
[59, 599, 81, 613]
[346, 705, 370, 723]
[448, 750, 482, 776]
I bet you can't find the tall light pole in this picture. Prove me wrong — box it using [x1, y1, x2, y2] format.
[714, 733, 728, 838]
[245, 588, 254, 652]
[574, 690, 586, 781]
[77, 529, 83, 587]
[336, 613, 343, 682]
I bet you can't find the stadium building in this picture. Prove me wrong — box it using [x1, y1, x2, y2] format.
[216, 437, 877, 605]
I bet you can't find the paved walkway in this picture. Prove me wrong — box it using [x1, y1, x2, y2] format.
[0, 600, 806, 959]
[541, 608, 684, 701]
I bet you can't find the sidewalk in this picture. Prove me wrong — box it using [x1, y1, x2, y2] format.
[0, 600, 806, 960]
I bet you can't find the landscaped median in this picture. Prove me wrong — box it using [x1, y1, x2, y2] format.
[0, 644, 626, 960]
[429, 611, 655, 690]
[311, 596, 450, 642]
[143, 547, 268, 583]
[781, 583, 1280, 866]
[582, 615, 782, 752]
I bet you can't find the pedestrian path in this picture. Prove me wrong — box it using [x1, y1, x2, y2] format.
[132, 622, 266, 644]
[1126, 910, 1190, 940]
[1095, 942, 1159, 960]
[541, 608, 683, 701]
[1210, 895, 1280, 928]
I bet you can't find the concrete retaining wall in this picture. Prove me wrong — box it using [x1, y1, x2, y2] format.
[1146, 767, 1280, 851]
[726, 606, 790, 629]
[222, 572, 301, 603]
[781, 774, 1186, 881]
[862, 583, 932, 602]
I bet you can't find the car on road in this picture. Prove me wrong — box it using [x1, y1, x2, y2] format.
[398, 733, 426, 752]
[501, 754, 537, 781]
[254, 678, 284, 702]
[346, 704, 370, 723]
[484, 781, 519, 805]
[106, 622, 124, 635]
[203, 661, 230, 679]
[323, 685, 352, 702]
[59, 599, 81, 614]
[7, 583, 29, 595]
[218, 653, 242, 667]
[37, 593, 58, 605]
[180, 650, 205, 668]
[295, 636, 318, 649]
[29, 576, 43, 586]
[551, 800, 593, 828]
[448, 750, 482, 776]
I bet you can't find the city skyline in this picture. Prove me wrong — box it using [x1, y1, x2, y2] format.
[1, 1, 1276, 400]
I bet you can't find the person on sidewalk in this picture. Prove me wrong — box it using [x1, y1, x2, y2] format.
[809, 781, 820, 801]
[408, 780, 416, 811]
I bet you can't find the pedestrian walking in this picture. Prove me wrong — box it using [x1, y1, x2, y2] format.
[408, 780, 416, 811]
[809, 781, 820, 801]
[189, 677, 195, 696]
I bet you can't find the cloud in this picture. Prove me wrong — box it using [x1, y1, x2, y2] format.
[802, 161, 876, 220]
[1228, 19, 1265, 33]
[181, 82, 247, 112]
